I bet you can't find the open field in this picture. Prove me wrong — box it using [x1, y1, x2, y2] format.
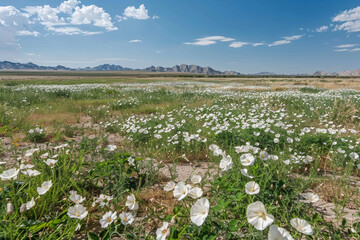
[0, 73, 360, 239]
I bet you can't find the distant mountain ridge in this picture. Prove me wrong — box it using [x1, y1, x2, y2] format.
[313, 69, 360, 76]
[144, 64, 241, 75]
[1, 61, 360, 76]
[0, 61, 72, 71]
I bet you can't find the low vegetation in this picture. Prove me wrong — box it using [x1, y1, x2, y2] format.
[0, 75, 359, 239]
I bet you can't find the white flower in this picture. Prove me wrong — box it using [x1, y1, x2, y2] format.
[350, 152, 359, 160]
[173, 181, 188, 201]
[67, 204, 88, 220]
[0, 168, 19, 181]
[37, 180, 52, 195]
[125, 194, 139, 211]
[245, 181, 260, 195]
[100, 211, 117, 228]
[69, 191, 86, 204]
[268, 225, 294, 240]
[190, 198, 209, 226]
[25, 148, 40, 157]
[219, 155, 233, 171]
[128, 157, 135, 166]
[241, 169, 254, 179]
[246, 201, 274, 231]
[290, 218, 313, 235]
[156, 222, 170, 240]
[105, 144, 117, 151]
[188, 187, 203, 199]
[40, 153, 49, 159]
[274, 138, 279, 143]
[22, 169, 41, 177]
[44, 159, 58, 168]
[259, 151, 270, 161]
[26, 197, 36, 210]
[164, 181, 176, 192]
[20, 164, 34, 170]
[119, 211, 134, 225]
[301, 193, 319, 203]
[95, 194, 113, 208]
[191, 175, 202, 184]
[240, 153, 255, 166]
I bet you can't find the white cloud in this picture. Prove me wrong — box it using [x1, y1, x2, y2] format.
[17, 30, 39, 37]
[334, 48, 349, 52]
[316, 25, 328, 32]
[333, 6, 360, 32]
[23, 5, 63, 27]
[59, 0, 80, 14]
[268, 35, 303, 47]
[129, 39, 141, 43]
[117, 4, 150, 21]
[229, 42, 248, 48]
[335, 44, 357, 48]
[185, 36, 235, 46]
[152, 15, 159, 20]
[283, 35, 303, 41]
[350, 48, 360, 52]
[71, 5, 117, 31]
[333, 6, 360, 22]
[0, 6, 31, 48]
[47, 26, 101, 35]
[251, 42, 265, 46]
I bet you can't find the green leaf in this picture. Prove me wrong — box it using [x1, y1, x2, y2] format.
[229, 219, 239, 232]
[87, 232, 99, 240]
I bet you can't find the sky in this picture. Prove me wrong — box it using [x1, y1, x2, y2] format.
[1, 0, 360, 74]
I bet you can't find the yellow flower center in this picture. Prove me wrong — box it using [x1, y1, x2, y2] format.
[162, 229, 167, 234]
[106, 217, 112, 222]
[50, 163, 53, 167]
[250, 187, 255, 192]
[75, 211, 81, 217]
[257, 211, 266, 220]
[123, 217, 127, 221]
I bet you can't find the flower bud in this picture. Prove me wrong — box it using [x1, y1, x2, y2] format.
[6, 202, 13, 215]
[20, 203, 27, 213]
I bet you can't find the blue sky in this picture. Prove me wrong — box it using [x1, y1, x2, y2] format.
[0, 0, 360, 74]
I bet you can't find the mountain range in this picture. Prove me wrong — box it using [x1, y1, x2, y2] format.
[0, 61, 360, 76]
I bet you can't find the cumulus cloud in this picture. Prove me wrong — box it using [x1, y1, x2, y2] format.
[71, 5, 117, 31]
[129, 39, 141, 43]
[185, 36, 235, 46]
[59, 0, 80, 14]
[333, 6, 360, 32]
[0, 0, 119, 39]
[268, 35, 303, 47]
[0, 6, 32, 48]
[316, 25, 328, 32]
[117, 4, 150, 21]
[23, 5, 64, 27]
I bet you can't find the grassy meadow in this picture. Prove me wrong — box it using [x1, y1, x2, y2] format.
[0, 72, 359, 239]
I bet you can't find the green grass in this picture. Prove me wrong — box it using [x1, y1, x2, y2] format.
[0, 78, 359, 239]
